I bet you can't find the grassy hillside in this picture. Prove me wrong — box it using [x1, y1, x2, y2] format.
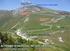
[0, 6, 70, 51]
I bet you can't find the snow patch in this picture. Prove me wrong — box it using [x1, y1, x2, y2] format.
[24, 17, 29, 23]
[44, 39, 49, 44]
[58, 37, 64, 43]
[15, 29, 30, 40]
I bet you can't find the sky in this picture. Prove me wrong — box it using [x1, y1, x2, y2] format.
[0, 0, 70, 12]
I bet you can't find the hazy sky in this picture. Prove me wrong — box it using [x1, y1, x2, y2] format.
[0, 0, 70, 12]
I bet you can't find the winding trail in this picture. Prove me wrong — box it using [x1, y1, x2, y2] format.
[15, 29, 45, 44]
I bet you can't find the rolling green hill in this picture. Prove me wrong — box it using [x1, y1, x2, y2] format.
[0, 4, 70, 51]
